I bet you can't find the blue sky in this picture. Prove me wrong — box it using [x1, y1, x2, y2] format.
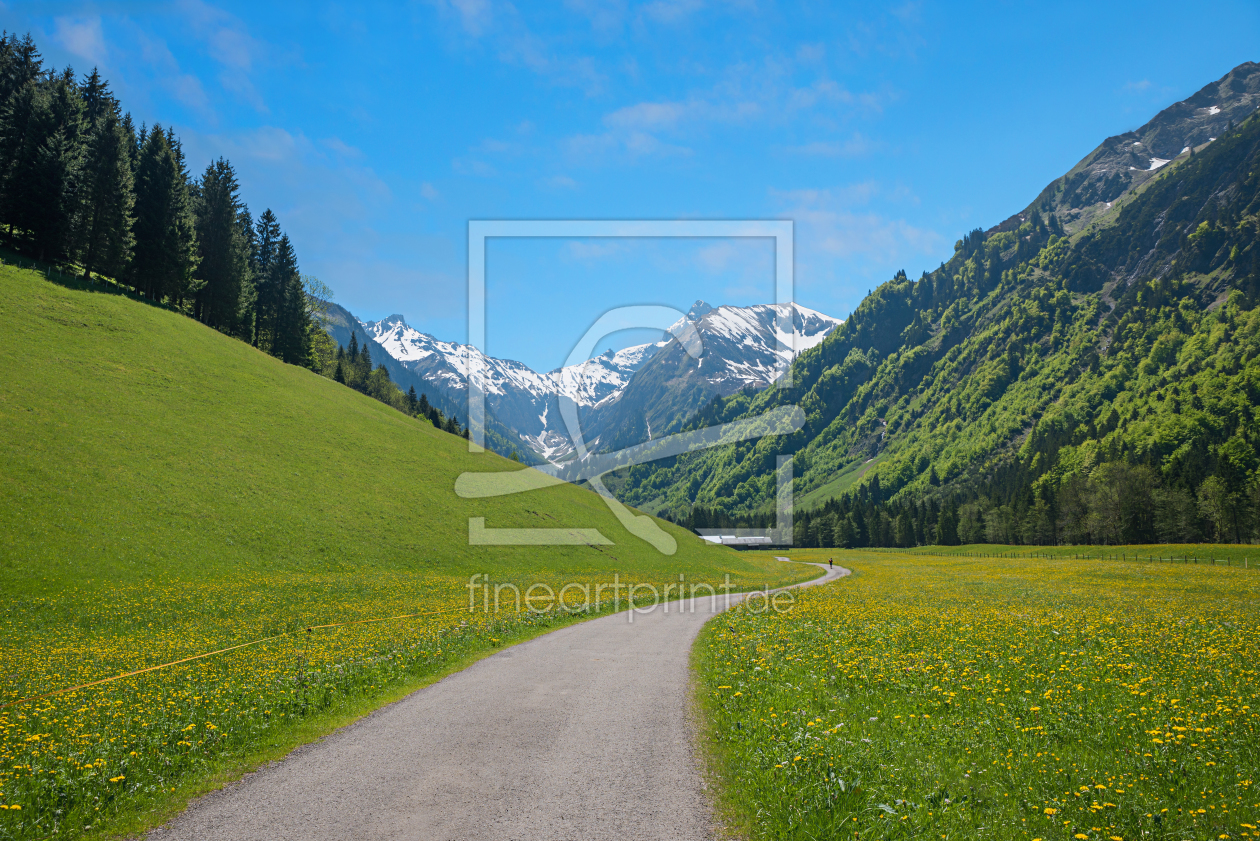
[6, 1, 1259, 371]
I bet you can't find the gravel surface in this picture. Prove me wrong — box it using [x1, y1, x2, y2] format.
[148, 561, 848, 841]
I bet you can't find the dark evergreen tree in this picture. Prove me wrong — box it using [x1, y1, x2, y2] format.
[2, 67, 86, 261]
[251, 208, 282, 348]
[269, 234, 308, 365]
[193, 158, 250, 335]
[74, 72, 133, 281]
[129, 123, 198, 303]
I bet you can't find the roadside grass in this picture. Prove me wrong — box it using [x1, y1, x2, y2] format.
[0, 263, 816, 840]
[696, 548, 1260, 840]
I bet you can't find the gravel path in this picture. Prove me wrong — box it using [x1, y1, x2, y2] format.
[148, 560, 849, 841]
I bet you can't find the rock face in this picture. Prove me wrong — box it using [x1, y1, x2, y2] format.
[992, 61, 1260, 236]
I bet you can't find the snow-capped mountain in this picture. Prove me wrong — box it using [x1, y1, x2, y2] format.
[327, 300, 840, 463]
[577, 301, 840, 456]
[356, 315, 659, 461]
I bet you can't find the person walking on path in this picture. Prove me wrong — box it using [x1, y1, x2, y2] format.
[829, 557, 834, 569]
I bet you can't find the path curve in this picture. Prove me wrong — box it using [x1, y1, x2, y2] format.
[148, 559, 849, 841]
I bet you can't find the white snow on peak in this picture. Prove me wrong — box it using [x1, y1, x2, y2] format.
[1148, 157, 1171, 170]
[358, 301, 841, 463]
[1208, 105, 1222, 116]
[360, 316, 663, 410]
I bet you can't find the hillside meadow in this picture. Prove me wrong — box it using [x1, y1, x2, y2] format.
[697, 548, 1259, 841]
[0, 264, 816, 840]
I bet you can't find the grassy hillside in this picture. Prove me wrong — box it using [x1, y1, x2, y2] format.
[0, 264, 814, 840]
[697, 548, 1260, 840]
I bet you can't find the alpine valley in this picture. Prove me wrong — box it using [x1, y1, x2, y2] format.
[607, 60, 1260, 548]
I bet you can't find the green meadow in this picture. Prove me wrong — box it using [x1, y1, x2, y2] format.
[697, 548, 1260, 841]
[0, 264, 815, 840]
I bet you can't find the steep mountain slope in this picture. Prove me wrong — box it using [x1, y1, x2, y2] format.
[612, 61, 1260, 546]
[1013, 61, 1260, 237]
[323, 300, 839, 464]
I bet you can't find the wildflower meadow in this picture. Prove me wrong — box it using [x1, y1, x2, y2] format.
[698, 549, 1260, 841]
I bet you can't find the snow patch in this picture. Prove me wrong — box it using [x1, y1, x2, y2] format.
[1147, 157, 1171, 170]
[1208, 105, 1222, 116]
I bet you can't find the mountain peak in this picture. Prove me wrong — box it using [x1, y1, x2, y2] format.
[687, 300, 714, 320]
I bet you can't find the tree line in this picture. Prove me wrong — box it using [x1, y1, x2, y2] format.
[0, 31, 469, 440]
[0, 32, 317, 365]
[675, 452, 1260, 548]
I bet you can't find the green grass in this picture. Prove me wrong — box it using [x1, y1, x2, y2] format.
[795, 453, 885, 511]
[872, 543, 1260, 570]
[697, 548, 1260, 840]
[0, 263, 817, 840]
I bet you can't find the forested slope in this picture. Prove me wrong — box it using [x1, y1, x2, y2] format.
[615, 63, 1260, 547]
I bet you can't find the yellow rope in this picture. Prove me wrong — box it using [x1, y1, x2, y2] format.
[0, 607, 468, 711]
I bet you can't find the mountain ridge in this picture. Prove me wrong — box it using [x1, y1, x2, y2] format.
[321, 299, 841, 464]
[608, 59, 1260, 548]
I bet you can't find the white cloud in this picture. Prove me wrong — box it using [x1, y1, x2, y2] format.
[564, 0, 629, 34]
[134, 30, 213, 117]
[54, 16, 107, 66]
[784, 133, 876, 157]
[447, 0, 495, 36]
[429, 0, 605, 94]
[774, 185, 943, 266]
[239, 126, 303, 161]
[604, 100, 689, 130]
[795, 42, 825, 65]
[322, 137, 363, 158]
[420, 182, 441, 200]
[177, 0, 273, 113]
[453, 157, 497, 177]
[640, 0, 705, 24]
[564, 239, 625, 261]
[540, 174, 579, 189]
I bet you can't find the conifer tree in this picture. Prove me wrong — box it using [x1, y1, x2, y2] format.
[75, 71, 133, 281]
[2, 68, 86, 261]
[193, 158, 250, 335]
[269, 233, 308, 364]
[251, 208, 281, 348]
[129, 123, 198, 303]
[235, 203, 256, 341]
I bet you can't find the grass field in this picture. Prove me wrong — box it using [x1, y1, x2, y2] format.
[872, 544, 1260, 569]
[0, 264, 817, 840]
[696, 548, 1260, 841]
